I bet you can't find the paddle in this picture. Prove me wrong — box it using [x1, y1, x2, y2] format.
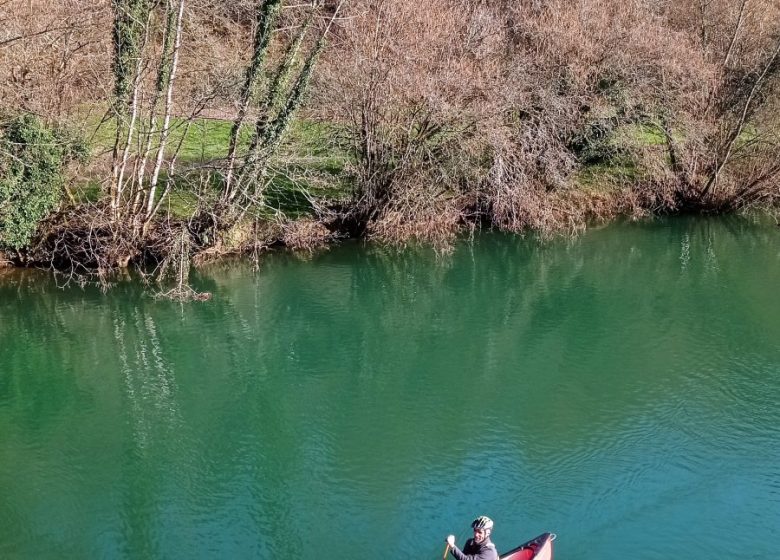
[442, 543, 450, 560]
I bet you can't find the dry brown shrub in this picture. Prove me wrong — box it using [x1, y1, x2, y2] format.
[316, 0, 502, 240]
[24, 205, 140, 274]
[366, 189, 467, 249]
[0, 0, 112, 118]
[281, 218, 333, 251]
[0, 0, 255, 120]
[647, 0, 780, 208]
[319, 0, 739, 238]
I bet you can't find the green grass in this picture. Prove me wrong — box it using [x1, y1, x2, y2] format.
[83, 114, 353, 219]
[573, 121, 669, 190]
[575, 161, 639, 191]
[68, 178, 103, 204]
[623, 124, 666, 146]
[89, 114, 350, 165]
[89, 115, 253, 163]
[157, 185, 200, 218]
[267, 118, 353, 215]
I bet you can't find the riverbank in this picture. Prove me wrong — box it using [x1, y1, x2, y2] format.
[2, 0, 779, 288]
[0, 112, 772, 287]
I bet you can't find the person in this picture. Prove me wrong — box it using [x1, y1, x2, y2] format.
[446, 515, 498, 560]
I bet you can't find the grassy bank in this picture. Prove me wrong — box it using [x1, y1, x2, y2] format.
[76, 114, 352, 219]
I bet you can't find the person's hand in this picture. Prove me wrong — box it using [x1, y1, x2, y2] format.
[446, 535, 456, 547]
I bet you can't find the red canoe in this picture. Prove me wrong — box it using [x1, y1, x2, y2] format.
[500, 532, 556, 560]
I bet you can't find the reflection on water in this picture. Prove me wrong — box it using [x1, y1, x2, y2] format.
[1, 216, 779, 559]
[114, 309, 180, 451]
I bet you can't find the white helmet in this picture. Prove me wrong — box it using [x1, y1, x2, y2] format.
[472, 515, 494, 531]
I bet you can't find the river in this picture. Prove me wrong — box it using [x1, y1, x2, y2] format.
[1, 217, 779, 559]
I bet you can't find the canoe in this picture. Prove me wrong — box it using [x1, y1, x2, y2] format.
[499, 532, 555, 560]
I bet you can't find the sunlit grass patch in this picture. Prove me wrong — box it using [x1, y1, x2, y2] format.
[88, 115, 253, 163]
[81, 114, 353, 218]
[575, 159, 641, 192]
[88, 115, 351, 169]
[622, 124, 666, 146]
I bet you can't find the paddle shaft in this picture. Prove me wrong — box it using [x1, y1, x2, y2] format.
[442, 543, 450, 560]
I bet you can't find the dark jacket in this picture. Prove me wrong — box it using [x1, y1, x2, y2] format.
[449, 537, 499, 560]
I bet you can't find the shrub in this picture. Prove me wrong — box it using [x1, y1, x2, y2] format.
[0, 113, 87, 250]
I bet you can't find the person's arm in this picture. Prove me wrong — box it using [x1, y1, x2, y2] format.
[449, 540, 497, 560]
[448, 543, 468, 560]
[450, 541, 498, 560]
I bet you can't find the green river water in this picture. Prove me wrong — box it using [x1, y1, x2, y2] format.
[1, 217, 779, 559]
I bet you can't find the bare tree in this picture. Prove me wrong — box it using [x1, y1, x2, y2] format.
[197, 0, 345, 240]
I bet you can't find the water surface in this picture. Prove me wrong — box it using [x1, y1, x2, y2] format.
[1, 217, 779, 559]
